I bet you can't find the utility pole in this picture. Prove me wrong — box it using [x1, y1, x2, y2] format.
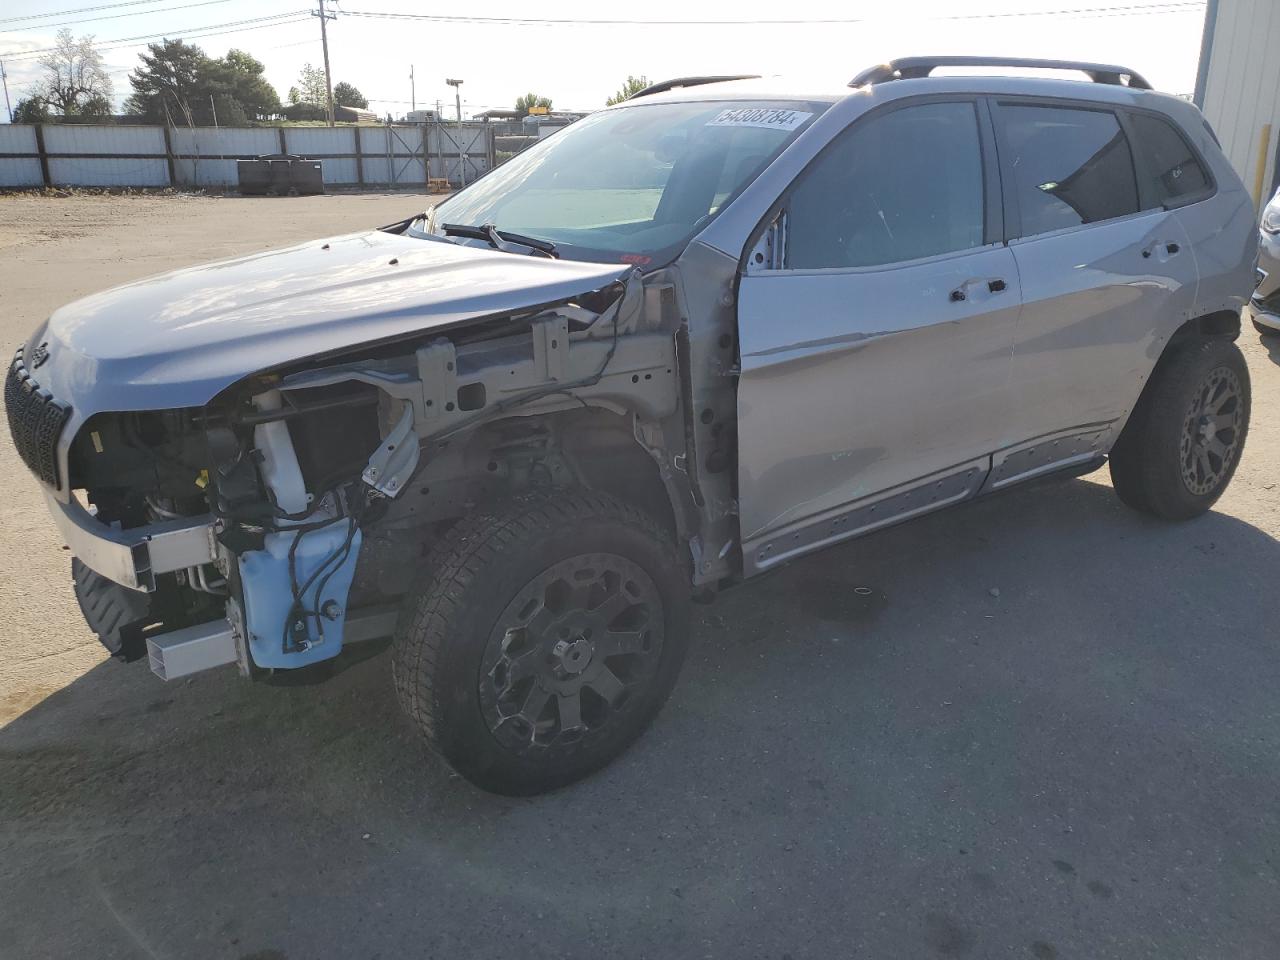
[445, 78, 462, 121]
[313, 0, 337, 126]
[445, 78, 464, 187]
[0, 59, 12, 124]
[410, 65, 415, 113]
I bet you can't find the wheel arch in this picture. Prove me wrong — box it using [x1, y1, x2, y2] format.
[1114, 309, 1245, 444]
[429, 404, 687, 543]
[1170, 309, 1241, 345]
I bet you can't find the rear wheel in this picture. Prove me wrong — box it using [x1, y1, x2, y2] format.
[392, 492, 689, 795]
[1109, 337, 1250, 520]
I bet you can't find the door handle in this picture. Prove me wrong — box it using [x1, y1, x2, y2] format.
[1142, 242, 1180, 259]
[950, 278, 1008, 302]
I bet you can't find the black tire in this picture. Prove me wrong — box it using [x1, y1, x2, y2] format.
[72, 558, 151, 660]
[1109, 337, 1250, 520]
[392, 492, 690, 795]
[1254, 317, 1279, 337]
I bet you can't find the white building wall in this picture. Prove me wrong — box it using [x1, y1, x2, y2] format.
[1198, 0, 1280, 209]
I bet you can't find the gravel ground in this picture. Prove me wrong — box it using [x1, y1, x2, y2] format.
[1, 192, 1279, 960]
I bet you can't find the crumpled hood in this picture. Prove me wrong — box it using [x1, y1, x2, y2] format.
[29, 229, 630, 414]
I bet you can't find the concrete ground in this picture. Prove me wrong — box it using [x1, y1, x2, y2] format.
[1, 191, 1279, 960]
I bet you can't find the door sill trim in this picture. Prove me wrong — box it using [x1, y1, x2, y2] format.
[743, 458, 989, 576]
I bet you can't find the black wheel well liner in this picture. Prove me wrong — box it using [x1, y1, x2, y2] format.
[1171, 309, 1240, 344]
[1148, 310, 1241, 383]
[454, 406, 681, 539]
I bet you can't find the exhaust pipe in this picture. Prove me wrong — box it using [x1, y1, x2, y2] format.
[147, 619, 238, 681]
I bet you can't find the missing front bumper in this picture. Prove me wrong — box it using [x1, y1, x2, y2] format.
[147, 620, 238, 680]
[145, 605, 400, 681]
[43, 490, 218, 592]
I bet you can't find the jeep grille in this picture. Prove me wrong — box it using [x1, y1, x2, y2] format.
[5, 348, 72, 488]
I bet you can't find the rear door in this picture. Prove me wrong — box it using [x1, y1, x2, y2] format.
[735, 98, 1022, 567]
[991, 99, 1200, 450]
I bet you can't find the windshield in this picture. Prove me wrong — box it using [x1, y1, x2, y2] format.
[426, 100, 825, 266]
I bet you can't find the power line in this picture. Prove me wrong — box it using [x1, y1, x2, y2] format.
[0, 0, 169, 25]
[340, 1, 1203, 27]
[939, 0, 1203, 19]
[4, 12, 310, 60]
[4, 0, 232, 34]
[264, 35, 316, 49]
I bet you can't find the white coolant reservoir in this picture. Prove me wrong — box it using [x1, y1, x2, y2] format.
[252, 389, 309, 515]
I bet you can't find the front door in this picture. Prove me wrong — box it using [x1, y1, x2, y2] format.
[735, 99, 1021, 572]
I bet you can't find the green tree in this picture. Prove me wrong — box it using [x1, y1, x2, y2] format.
[11, 97, 52, 123]
[332, 81, 367, 109]
[126, 39, 209, 124]
[605, 75, 648, 106]
[127, 41, 280, 125]
[205, 49, 280, 121]
[290, 63, 328, 106]
[514, 92, 552, 117]
[30, 29, 114, 119]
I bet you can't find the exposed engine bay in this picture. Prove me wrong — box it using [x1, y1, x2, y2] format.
[65, 270, 692, 675]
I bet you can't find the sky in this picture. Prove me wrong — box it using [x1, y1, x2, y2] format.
[0, 0, 1210, 122]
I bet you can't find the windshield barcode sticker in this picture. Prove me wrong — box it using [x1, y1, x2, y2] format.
[706, 108, 813, 131]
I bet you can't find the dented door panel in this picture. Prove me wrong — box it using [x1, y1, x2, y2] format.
[736, 245, 1021, 543]
[1003, 209, 1199, 444]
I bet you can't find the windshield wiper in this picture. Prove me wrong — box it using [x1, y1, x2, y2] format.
[378, 211, 428, 234]
[442, 222, 559, 259]
[378, 212, 463, 246]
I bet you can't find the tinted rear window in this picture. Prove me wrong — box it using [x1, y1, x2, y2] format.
[1128, 112, 1211, 206]
[999, 104, 1139, 238]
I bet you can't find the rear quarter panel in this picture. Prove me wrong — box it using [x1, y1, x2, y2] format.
[1166, 99, 1259, 319]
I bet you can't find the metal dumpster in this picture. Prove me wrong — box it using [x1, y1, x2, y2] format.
[237, 154, 324, 196]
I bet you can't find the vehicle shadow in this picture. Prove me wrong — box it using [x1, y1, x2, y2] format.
[4, 473, 1280, 958]
[1261, 329, 1280, 365]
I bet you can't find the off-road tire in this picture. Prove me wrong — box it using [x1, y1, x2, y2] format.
[1109, 337, 1250, 520]
[392, 492, 690, 795]
[1253, 317, 1278, 337]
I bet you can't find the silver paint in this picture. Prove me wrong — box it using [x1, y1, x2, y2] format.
[737, 245, 1021, 541]
[28, 231, 629, 501]
[14, 71, 1260, 587]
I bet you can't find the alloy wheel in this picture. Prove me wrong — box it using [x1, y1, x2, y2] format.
[1179, 365, 1244, 496]
[478, 553, 664, 754]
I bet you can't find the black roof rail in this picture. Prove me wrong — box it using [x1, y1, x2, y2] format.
[849, 56, 1152, 91]
[628, 75, 762, 100]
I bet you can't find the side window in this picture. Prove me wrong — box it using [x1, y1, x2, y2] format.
[786, 101, 985, 269]
[1128, 112, 1212, 206]
[999, 104, 1139, 237]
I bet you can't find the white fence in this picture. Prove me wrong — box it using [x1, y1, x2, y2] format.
[0, 122, 495, 190]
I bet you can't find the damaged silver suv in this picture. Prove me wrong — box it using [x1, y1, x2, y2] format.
[6, 59, 1258, 794]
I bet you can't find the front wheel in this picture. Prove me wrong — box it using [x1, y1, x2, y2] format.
[392, 492, 690, 795]
[1109, 337, 1250, 520]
